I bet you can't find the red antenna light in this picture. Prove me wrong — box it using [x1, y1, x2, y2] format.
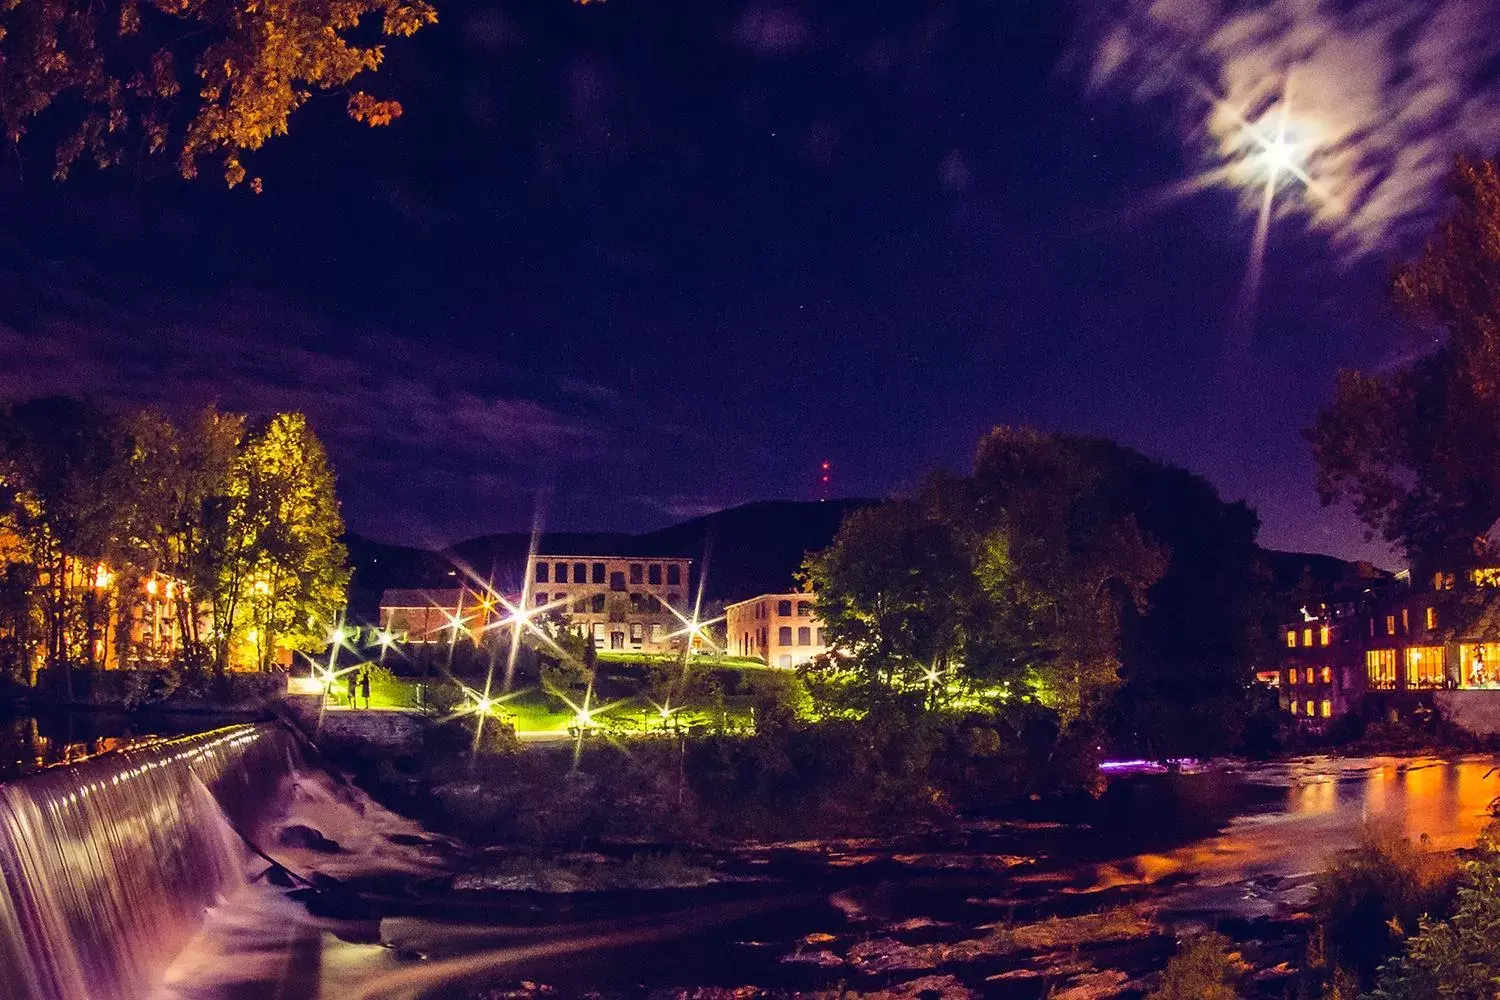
[819, 460, 831, 502]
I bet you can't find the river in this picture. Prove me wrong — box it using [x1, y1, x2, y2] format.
[3, 717, 1497, 999]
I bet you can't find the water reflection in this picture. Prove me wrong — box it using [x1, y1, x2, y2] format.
[1087, 755, 1500, 918]
[0, 713, 244, 781]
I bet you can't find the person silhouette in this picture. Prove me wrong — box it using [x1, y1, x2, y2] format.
[360, 669, 372, 709]
[346, 670, 357, 707]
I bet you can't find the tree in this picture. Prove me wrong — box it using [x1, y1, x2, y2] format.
[1309, 158, 1500, 576]
[233, 413, 349, 671]
[0, 0, 437, 190]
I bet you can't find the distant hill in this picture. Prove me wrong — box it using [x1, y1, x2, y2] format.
[346, 499, 876, 618]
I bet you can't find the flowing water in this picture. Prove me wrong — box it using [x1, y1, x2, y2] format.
[2, 731, 1498, 1000]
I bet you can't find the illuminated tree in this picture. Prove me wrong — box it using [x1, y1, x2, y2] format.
[0, 0, 437, 190]
[230, 413, 349, 671]
[1309, 158, 1500, 575]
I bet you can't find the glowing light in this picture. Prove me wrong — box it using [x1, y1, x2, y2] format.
[246, 629, 259, 645]
[93, 564, 113, 590]
[254, 579, 270, 596]
[145, 579, 158, 596]
[376, 629, 395, 649]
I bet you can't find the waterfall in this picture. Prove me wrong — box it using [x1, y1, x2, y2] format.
[0, 724, 299, 1000]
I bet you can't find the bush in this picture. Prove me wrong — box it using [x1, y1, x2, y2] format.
[1146, 932, 1245, 1000]
[1312, 825, 1461, 992]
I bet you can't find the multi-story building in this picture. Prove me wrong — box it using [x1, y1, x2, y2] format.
[380, 556, 696, 655]
[527, 554, 692, 653]
[725, 592, 827, 668]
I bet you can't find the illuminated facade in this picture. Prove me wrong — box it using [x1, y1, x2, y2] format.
[378, 554, 696, 654]
[724, 593, 827, 668]
[526, 554, 692, 653]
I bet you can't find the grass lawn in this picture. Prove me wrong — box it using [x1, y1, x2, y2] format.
[595, 650, 774, 671]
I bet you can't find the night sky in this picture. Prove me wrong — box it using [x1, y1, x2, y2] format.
[2, 0, 1497, 565]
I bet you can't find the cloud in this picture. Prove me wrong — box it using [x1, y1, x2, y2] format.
[0, 278, 608, 546]
[1069, 0, 1500, 257]
[734, 2, 811, 57]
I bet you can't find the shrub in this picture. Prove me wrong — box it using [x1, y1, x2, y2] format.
[1146, 932, 1245, 1000]
[1312, 824, 1461, 992]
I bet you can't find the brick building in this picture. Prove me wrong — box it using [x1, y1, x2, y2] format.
[724, 592, 827, 668]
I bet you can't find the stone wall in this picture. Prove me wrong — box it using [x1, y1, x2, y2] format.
[1434, 689, 1500, 737]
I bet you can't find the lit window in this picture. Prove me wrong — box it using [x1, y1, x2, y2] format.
[1321, 666, 1332, 683]
[1320, 700, 1332, 718]
[1305, 700, 1315, 717]
[630, 623, 643, 642]
[1306, 667, 1315, 684]
[1401, 608, 1410, 633]
[1289, 700, 1299, 715]
[1287, 670, 1297, 685]
[1386, 615, 1396, 636]
[1303, 628, 1314, 647]
[1367, 649, 1397, 690]
[1425, 606, 1437, 630]
[1286, 630, 1297, 648]
[1319, 626, 1331, 646]
[1405, 646, 1445, 689]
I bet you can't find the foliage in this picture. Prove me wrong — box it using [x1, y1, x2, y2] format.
[1310, 825, 1460, 993]
[803, 426, 1259, 759]
[1308, 158, 1500, 575]
[1366, 824, 1500, 999]
[0, 0, 437, 190]
[0, 397, 349, 678]
[1146, 932, 1245, 1000]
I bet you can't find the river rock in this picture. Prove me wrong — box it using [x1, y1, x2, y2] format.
[277, 824, 343, 853]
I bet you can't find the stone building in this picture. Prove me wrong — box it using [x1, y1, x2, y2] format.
[724, 592, 827, 668]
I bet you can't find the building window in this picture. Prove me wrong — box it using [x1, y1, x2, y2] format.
[797, 626, 811, 645]
[630, 593, 644, 612]
[778, 654, 792, 668]
[1305, 667, 1315, 684]
[667, 564, 681, 585]
[816, 628, 827, 646]
[648, 564, 662, 585]
[629, 563, 643, 585]
[1367, 649, 1397, 690]
[1425, 606, 1437, 630]
[611, 631, 624, 650]
[647, 595, 661, 613]
[649, 623, 661, 642]
[573, 596, 587, 613]
[778, 626, 793, 645]
[1321, 666, 1332, 683]
[1290, 700, 1299, 715]
[1401, 608, 1410, 633]
[535, 592, 547, 606]
[1405, 646, 1445, 689]
[778, 600, 793, 616]
[630, 623, 643, 642]
[574, 562, 587, 583]
[591, 563, 606, 584]
[535, 562, 549, 583]
[1461, 643, 1500, 688]
[1305, 700, 1315, 717]
[1320, 700, 1332, 718]
[1286, 630, 1297, 648]
[1385, 615, 1396, 636]
[798, 601, 812, 616]
[1319, 626, 1331, 646]
[1303, 627, 1313, 647]
[554, 562, 568, 583]
[609, 571, 626, 591]
[668, 593, 681, 607]
[742, 632, 749, 655]
[591, 594, 606, 613]
[1287, 669, 1297, 685]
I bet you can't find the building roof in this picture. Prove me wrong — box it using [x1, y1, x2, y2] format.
[725, 592, 814, 610]
[531, 553, 691, 563]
